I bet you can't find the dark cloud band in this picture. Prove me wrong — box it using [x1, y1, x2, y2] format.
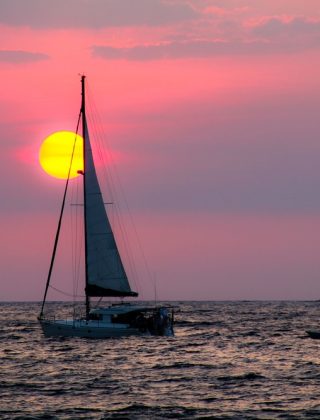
[0, 50, 49, 63]
[0, 0, 197, 28]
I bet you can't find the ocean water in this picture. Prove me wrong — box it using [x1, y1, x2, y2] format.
[0, 301, 320, 419]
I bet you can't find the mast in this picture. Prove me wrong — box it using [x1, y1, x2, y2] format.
[81, 75, 90, 319]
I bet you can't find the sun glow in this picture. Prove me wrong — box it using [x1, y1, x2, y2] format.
[39, 131, 83, 179]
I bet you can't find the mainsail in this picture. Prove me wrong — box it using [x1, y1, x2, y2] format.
[83, 108, 137, 297]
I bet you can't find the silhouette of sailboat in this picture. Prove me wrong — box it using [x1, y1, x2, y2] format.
[38, 76, 174, 338]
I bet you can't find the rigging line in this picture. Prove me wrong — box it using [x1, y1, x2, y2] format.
[75, 231, 84, 297]
[71, 177, 82, 301]
[114, 208, 140, 286]
[70, 171, 77, 303]
[74, 190, 84, 302]
[39, 110, 82, 319]
[49, 284, 85, 298]
[73, 178, 79, 298]
[90, 297, 104, 310]
[72, 155, 84, 307]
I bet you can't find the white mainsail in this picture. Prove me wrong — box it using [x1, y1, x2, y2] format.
[83, 119, 136, 297]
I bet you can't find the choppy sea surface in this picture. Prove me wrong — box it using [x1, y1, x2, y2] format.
[1, 301, 320, 419]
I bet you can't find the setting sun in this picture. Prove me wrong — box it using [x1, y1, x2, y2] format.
[39, 131, 83, 179]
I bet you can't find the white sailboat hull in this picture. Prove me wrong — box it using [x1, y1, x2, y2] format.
[40, 319, 147, 338]
[39, 304, 174, 338]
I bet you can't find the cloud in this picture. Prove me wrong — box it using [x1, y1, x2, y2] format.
[0, 50, 49, 63]
[0, 0, 197, 28]
[246, 16, 320, 53]
[91, 38, 304, 61]
[92, 41, 234, 61]
[90, 14, 320, 61]
[251, 16, 320, 38]
[204, 5, 249, 17]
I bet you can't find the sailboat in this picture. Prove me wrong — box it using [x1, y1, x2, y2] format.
[38, 76, 174, 338]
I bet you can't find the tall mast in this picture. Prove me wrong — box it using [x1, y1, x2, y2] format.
[81, 75, 90, 319]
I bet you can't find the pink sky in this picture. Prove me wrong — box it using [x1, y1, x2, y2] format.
[1, 0, 320, 301]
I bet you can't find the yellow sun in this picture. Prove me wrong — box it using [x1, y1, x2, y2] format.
[39, 131, 83, 179]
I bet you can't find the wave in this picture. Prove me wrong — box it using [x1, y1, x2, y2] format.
[100, 403, 211, 419]
[152, 361, 216, 370]
[217, 372, 266, 382]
